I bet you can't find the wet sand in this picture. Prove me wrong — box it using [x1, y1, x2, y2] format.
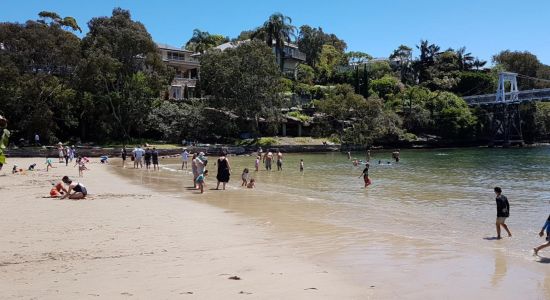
[0, 158, 368, 299]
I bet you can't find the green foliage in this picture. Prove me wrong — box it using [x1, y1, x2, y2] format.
[493, 50, 541, 89]
[366, 61, 393, 80]
[256, 137, 278, 146]
[370, 75, 401, 100]
[297, 25, 347, 68]
[200, 40, 285, 131]
[287, 111, 311, 122]
[453, 71, 496, 96]
[316, 45, 346, 83]
[296, 64, 315, 84]
[185, 29, 229, 53]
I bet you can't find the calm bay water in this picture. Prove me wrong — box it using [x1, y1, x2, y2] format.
[113, 146, 550, 298]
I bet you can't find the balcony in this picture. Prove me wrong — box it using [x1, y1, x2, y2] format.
[172, 77, 198, 87]
[164, 54, 200, 66]
[283, 48, 306, 61]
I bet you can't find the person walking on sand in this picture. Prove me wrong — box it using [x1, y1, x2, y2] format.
[534, 214, 550, 256]
[58, 143, 65, 163]
[121, 147, 127, 167]
[181, 148, 189, 169]
[60, 176, 87, 200]
[64, 145, 70, 166]
[359, 162, 372, 188]
[494, 187, 512, 239]
[276, 150, 283, 171]
[216, 152, 231, 190]
[69, 146, 75, 163]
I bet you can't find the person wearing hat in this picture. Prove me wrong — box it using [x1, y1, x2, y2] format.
[60, 176, 87, 199]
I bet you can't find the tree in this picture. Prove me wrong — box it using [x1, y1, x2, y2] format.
[251, 13, 296, 72]
[200, 40, 285, 132]
[38, 11, 82, 32]
[346, 51, 372, 65]
[78, 8, 170, 142]
[455, 46, 474, 71]
[297, 25, 347, 68]
[185, 29, 229, 53]
[414, 40, 440, 84]
[0, 13, 82, 143]
[390, 45, 414, 84]
[370, 75, 402, 100]
[316, 44, 346, 83]
[493, 50, 541, 89]
[296, 64, 315, 84]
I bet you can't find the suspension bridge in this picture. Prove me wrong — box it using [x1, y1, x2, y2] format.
[462, 72, 550, 146]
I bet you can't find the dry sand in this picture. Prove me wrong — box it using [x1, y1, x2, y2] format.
[0, 158, 369, 299]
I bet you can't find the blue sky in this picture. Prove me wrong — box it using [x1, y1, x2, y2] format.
[2, 0, 549, 64]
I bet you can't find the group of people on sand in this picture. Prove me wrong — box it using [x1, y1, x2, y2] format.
[57, 143, 76, 166]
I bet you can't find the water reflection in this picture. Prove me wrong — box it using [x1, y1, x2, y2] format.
[491, 249, 508, 287]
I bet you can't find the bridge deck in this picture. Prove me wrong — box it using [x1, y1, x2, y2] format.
[463, 88, 550, 105]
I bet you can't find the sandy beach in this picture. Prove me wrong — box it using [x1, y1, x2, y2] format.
[0, 158, 368, 299]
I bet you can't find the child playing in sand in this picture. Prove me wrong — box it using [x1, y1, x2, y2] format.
[534, 214, 550, 256]
[196, 170, 208, 194]
[49, 181, 67, 198]
[247, 178, 255, 189]
[45, 158, 54, 172]
[241, 168, 249, 186]
[255, 156, 260, 172]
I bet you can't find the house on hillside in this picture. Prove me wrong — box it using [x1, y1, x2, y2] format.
[214, 40, 306, 79]
[157, 43, 200, 100]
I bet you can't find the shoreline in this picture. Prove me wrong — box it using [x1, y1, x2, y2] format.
[0, 157, 369, 299]
[5, 142, 550, 158]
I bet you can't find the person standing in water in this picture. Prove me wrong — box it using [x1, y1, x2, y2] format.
[181, 148, 189, 169]
[299, 159, 304, 172]
[392, 149, 400, 163]
[215, 152, 231, 190]
[152, 147, 159, 171]
[366, 149, 371, 162]
[265, 150, 273, 171]
[276, 150, 283, 171]
[534, 214, 550, 256]
[359, 162, 371, 188]
[494, 187, 512, 239]
[347, 151, 351, 160]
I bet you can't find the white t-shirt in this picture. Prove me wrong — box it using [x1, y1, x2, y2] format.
[182, 151, 189, 161]
[133, 148, 144, 159]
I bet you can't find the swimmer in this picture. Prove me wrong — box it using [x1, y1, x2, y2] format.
[247, 178, 256, 189]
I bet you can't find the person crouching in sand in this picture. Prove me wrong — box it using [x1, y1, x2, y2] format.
[247, 178, 256, 189]
[60, 176, 87, 200]
[196, 170, 208, 194]
[534, 214, 550, 256]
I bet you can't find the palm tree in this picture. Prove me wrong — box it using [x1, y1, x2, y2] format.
[472, 57, 487, 70]
[456, 47, 474, 71]
[251, 13, 296, 72]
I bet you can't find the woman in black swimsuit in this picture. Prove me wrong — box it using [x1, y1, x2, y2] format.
[216, 152, 231, 190]
[61, 176, 87, 199]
